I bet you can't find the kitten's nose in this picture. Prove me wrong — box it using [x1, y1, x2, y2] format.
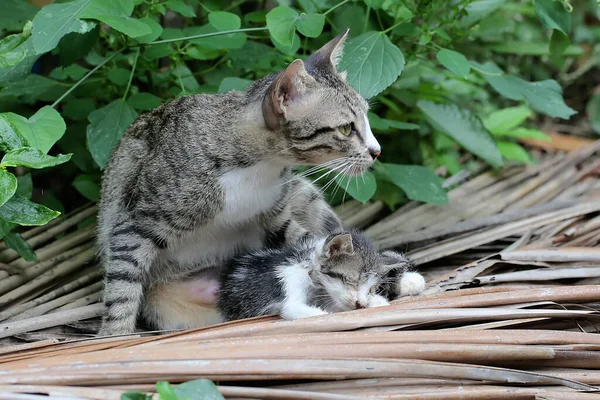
[369, 148, 381, 160]
[355, 301, 366, 309]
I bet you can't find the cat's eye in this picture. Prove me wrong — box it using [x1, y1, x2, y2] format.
[339, 124, 352, 136]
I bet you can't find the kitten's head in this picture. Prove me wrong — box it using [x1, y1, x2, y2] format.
[262, 29, 380, 176]
[313, 230, 387, 311]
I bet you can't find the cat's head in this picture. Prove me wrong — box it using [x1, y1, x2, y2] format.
[262, 29, 380, 176]
[313, 230, 388, 311]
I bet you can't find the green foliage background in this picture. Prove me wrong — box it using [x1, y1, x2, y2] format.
[0, 0, 599, 261]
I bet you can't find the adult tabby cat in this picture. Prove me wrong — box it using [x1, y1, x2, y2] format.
[97, 29, 382, 335]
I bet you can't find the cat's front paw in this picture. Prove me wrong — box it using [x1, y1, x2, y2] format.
[400, 272, 425, 296]
[368, 295, 391, 308]
[281, 304, 328, 320]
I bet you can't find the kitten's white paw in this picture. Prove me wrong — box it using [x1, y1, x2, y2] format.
[400, 272, 425, 296]
[281, 304, 328, 320]
[368, 295, 391, 308]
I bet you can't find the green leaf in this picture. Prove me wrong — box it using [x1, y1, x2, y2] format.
[184, 25, 247, 50]
[1, 148, 72, 169]
[166, 0, 196, 17]
[0, 23, 31, 69]
[58, 25, 100, 66]
[3, 232, 37, 262]
[143, 43, 174, 60]
[473, 62, 576, 120]
[459, 0, 504, 27]
[271, 32, 301, 56]
[31, 0, 95, 54]
[335, 171, 377, 204]
[86, 99, 138, 169]
[120, 392, 153, 400]
[156, 381, 178, 400]
[107, 68, 131, 86]
[266, 5, 299, 47]
[0, 169, 17, 208]
[381, 163, 448, 205]
[0, 36, 38, 85]
[587, 94, 600, 135]
[63, 98, 97, 121]
[128, 92, 163, 111]
[72, 174, 100, 201]
[16, 173, 32, 199]
[483, 106, 532, 134]
[0, 194, 60, 226]
[534, 0, 571, 34]
[368, 112, 419, 131]
[517, 78, 576, 120]
[50, 64, 89, 81]
[218, 77, 253, 93]
[0, 0, 37, 34]
[209, 11, 241, 31]
[364, 0, 385, 9]
[436, 49, 470, 78]
[296, 13, 325, 38]
[79, 0, 151, 38]
[5, 106, 67, 154]
[494, 127, 551, 141]
[497, 141, 532, 164]
[175, 379, 225, 400]
[338, 32, 405, 99]
[549, 29, 570, 56]
[0, 74, 65, 104]
[135, 17, 163, 44]
[0, 115, 29, 152]
[418, 100, 503, 168]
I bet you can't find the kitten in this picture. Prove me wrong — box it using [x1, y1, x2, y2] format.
[218, 230, 425, 321]
[97, 29, 383, 335]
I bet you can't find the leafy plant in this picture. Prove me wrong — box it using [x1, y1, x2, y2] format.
[121, 378, 224, 400]
[1, 0, 596, 257]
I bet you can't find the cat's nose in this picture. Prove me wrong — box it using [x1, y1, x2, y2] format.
[369, 148, 381, 160]
[355, 301, 366, 309]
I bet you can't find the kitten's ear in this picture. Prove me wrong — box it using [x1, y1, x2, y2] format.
[324, 234, 354, 258]
[379, 251, 413, 273]
[262, 59, 311, 130]
[305, 28, 349, 72]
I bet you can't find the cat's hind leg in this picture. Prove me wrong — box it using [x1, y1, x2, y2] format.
[98, 224, 160, 336]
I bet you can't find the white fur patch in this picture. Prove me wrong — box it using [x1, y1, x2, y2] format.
[218, 161, 286, 225]
[277, 263, 328, 320]
[363, 114, 381, 154]
[400, 272, 426, 296]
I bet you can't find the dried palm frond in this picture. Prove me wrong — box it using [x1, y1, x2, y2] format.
[0, 143, 599, 399]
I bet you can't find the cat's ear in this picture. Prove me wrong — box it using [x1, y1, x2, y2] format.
[323, 233, 354, 258]
[305, 28, 349, 72]
[262, 59, 312, 130]
[379, 250, 413, 273]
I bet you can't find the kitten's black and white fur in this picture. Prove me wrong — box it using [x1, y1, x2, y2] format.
[218, 230, 425, 321]
[97, 30, 392, 335]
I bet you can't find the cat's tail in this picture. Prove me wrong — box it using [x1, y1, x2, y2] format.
[142, 280, 224, 331]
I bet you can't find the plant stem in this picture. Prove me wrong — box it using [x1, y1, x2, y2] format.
[144, 27, 269, 46]
[123, 48, 141, 101]
[323, 0, 350, 16]
[381, 19, 410, 35]
[51, 48, 125, 109]
[363, 6, 371, 33]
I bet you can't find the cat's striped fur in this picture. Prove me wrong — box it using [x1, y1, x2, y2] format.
[97, 30, 382, 335]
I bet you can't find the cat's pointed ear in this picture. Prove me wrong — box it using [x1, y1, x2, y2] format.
[262, 59, 311, 130]
[306, 28, 349, 72]
[324, 233, 354, 258]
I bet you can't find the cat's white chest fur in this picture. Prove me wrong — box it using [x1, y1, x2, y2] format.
[217, 161, 285, 225]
